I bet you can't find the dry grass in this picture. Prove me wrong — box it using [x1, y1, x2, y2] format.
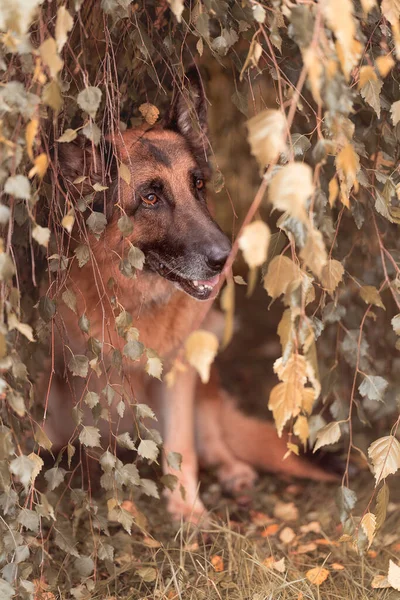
[45, 472, 400, 600]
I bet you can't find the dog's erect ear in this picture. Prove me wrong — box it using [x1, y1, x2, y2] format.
[57, 137, 117, 216]
[163, 67, 209, 161]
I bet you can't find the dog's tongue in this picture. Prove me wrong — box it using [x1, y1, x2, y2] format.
[195, 274, 220, 288]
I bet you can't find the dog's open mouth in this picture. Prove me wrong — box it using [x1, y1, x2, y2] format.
[146, 256, 220, 300]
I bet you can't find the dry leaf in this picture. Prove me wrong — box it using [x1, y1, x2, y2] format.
[139, 103, 159, 125]
[371, 574, 390, 589]
[273, 501, 299, 522]
[279, 526, 296, 544]
[332, 562, 345, 570]
[211, 555, 224, 572]
[361, 512, 376, 548]
[39, 37, 63, 78]
[246, 109, 287, 170]
[322, 0, 359, 79]
[313, 421, 341, 452]
[306, 566, 330, 585]
[261, 523, 280, 537]
[264, 255, 302, 300]
[296, 542, 317, 554]
[119, 163, 131, 185]
[300, 227, 328, 278]
[320, 259, 344, 294]
[336, 144, 360, 207]
[388, 560, 400, 591]
[28, 153, 48, 179]
[368, 435, 400, 485]
[55, 6, 74, 53]
[360, 285, 385, 309]
[269, 163, 314, 222]
[185, 330, 218, 383]
[26, 119, 38, 160]
[376, 54, 395, 78]
[239, 220, 271, 268]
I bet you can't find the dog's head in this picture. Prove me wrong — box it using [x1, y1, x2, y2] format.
[59, 69, 231, 301]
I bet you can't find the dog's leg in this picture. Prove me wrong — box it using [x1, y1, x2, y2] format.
[162, 366, 207, 522]
[196, 371, 258, 495]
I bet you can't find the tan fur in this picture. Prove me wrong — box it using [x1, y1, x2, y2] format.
[41, 105, 336, 524]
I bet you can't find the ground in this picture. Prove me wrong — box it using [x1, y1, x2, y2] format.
[43, 471, 400, 600]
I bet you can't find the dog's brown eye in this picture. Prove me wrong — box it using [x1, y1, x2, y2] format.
[195, 178, 205, 191]
[142, 193, 158, 206]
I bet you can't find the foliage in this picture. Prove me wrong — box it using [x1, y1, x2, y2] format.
[1, 0, 400, 595]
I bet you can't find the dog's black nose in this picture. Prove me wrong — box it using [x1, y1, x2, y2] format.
[206, 238, 231, 271]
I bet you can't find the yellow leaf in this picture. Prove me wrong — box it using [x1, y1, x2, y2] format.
[185, 330, 218, 383]
[62, 213, 75, 233]
[361, 512, 376, 548]
[238, 220, 271, 268]
[269, 163, 314, 222]
[28, 452, 44, 483]
[119, 163, 131, 185]
[42, 80, 63, 112]
[26, 119, 38, 160]
[322, 0, 358, 79]
[268, 382, 303, 437]
[336, 143, 360, 206]
[274, 354, 307, 386]
[246, 109, 287, 170]
[263, 255, 302, 300]
[28, 153, 48, 179]
[277, 308, 292, 354]
[371, 574, 391, 589]
[306, 566, 330, 586]
[220, 279, 235, 349]
[294, 415, 309, 450]
[381, 0, 400, 25]
[328, 176, 339, 207]
[320, 259, 344, 294]
[359, 285, 385, 310]
[368, 435, 400, 485]
[361, 0, 377, 12]
[8, 313, 35, 342]
[313, 421, 341, 452]
[39, 37, 63, 78]
[284, 443, 299, 458]
[376, 54, 395, 78]
[55, 6, 74, 53]
[358, 65, 377, 89]
[388, 560, 400, 591]
[139, 103, 160, 125]
[300, 228, 328, 278]
[302, 47, 323, 105]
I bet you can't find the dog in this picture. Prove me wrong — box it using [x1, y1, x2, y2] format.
[40, 68, 335, 522]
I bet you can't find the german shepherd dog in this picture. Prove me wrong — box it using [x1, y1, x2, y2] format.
[42, 69, 335, 522]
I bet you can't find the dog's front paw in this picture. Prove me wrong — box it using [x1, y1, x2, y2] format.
[217, 460, 258, 496]
[165, 487, 209, 525]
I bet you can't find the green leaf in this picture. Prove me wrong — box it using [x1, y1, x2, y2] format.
[87, 211, 107, 236]
[79, 426, 101, 448]
[62, 288, 77, 313]
[123, 340, 144, 361]
[45, 467, 66, 491]
[359, 375, 388, 402]
[78, 313, 90, 333]
[38, 296, 56, 322]
[118, 214, 134, 237]
[167, 451, 182, 471]
[128, 245, 145, 269]
[68, 354, 89, 378]
[77, 86, 102, 118]
[74, 244, 90, 267]
[137, 439, 159, 461]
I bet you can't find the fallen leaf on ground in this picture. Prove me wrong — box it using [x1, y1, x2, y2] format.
[332, 563, 345, 570]
[273, 501, 299, 522]
[300, 521, 321, 534]
[306, 566, 330, 585]
[263, 556, 286, 573]
[261, 523, 280, 537]
[279, 526, 296, 544]
[211, 555, 224, 572]
[295, 542, 317, 554]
